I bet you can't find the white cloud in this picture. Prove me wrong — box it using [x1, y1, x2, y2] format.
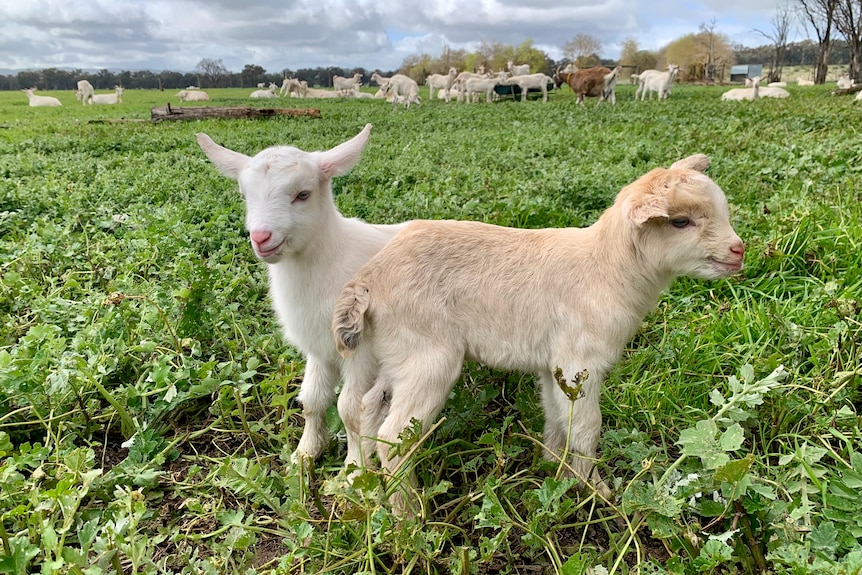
[0, 0, 797, 74]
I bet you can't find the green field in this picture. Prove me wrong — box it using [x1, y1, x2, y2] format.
[1, 84, 861, 574]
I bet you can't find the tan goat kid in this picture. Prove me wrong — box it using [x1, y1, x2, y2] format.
[333, 155, 745, 515]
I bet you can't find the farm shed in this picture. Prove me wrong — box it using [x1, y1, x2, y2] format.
[730, 64, 763, 83]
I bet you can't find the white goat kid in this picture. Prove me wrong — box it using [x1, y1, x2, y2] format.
[507, 61, 530, 76]
[382, 74, 420, 107]
[635, 64, 679, 101]
[464, 76, 500, 103]
[196, 125, 405, 468]
[333, 155, 745, 516]
[22, 88, 62, 107]
[250, 83, 278, 98]
[76, 80, 94, 105]
[425, 67, 458, 102]
[92, 86, 124, 105]
[176, 89, 210, 102]
[333, 73, 363, 94]
[722, 76, 761, 101]
[280, 78, 304, 97]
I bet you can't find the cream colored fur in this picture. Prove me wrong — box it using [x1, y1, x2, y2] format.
[333, 154, 744, 515]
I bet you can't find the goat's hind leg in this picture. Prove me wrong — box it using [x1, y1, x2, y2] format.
[337, 347, 379, 472]
[375, 350, 463, 516]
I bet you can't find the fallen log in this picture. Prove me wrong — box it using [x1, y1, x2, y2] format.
[150, 103, 321, 121]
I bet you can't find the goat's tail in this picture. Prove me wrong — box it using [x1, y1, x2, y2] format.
[333, 281, 371, 357]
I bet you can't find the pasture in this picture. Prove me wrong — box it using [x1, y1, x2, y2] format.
[0, 83, 860, 574]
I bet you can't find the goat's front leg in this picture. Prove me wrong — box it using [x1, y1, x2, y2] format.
[539, 366, 611, 498]
[291, 355, 338, 463]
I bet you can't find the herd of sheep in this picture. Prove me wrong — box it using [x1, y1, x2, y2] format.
[20, 61, 862, 108]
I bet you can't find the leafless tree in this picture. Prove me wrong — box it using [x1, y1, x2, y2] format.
[699, 18, 719, 83]
[798, 0, 839, 83]
[834, 0, 862, 81]
[756, 2, 795, 82]
[196, 58, 230, 88]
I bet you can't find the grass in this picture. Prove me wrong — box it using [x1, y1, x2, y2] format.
[0, 83, 860, 575]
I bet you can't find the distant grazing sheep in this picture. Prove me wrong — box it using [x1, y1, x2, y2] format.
[332, 154, 744, 516]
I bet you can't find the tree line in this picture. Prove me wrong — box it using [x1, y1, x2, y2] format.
[0, 23, 856, 93]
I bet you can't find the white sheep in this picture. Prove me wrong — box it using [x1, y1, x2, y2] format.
[76, 80, 94, 105]
[196, 124, 405, 469]
[503, 73, 555, 102]
[382, 74, 420, 108]
[837, 74, 853, 89]
[332, 154, 745, 515]
[797, 77, 815, 86]
[92, 86, 124, 105]
[22, 88, 62, 107]
[347, 84, 375, 99]
[176, 89, 210, 102]
[634, 64, 679, 101]
[453, 71, 490, 102]
[767, 81, 787, 87]
[333, 73, 363, 94]
[758, 84, 790, 99]
[507, 61, 530, 76]
[250, 83, 278, 98]
[425, 67, 458, 102]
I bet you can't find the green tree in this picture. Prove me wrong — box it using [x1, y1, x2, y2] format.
[241, 64, 267, 88]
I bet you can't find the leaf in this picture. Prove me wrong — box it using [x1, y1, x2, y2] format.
[678, 420, 729, 470]
[718, 423, 744, 452]
[807, 521, 839, 558]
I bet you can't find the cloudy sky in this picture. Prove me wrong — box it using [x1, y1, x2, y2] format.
[1, 0, 803, 75]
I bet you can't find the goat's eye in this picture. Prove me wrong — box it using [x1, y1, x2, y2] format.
[671, 217, 691, 228]
[294, 191, 310, 202]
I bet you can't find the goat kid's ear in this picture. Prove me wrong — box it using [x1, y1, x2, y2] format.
[196, 133, 250, 180]
[669, 154, 710, 172]
[318, 124, 372, 178]
[622, 190, 670, 225]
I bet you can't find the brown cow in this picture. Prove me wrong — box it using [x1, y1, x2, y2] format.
[554, 66, 619, 105]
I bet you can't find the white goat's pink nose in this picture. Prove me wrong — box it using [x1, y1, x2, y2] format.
[250, 231, 271, 247]
[730, 241, 745, 258]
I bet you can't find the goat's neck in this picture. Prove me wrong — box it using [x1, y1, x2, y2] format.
[586, 209, 675, 321]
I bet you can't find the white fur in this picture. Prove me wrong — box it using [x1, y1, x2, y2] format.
[22, 88, 62, 107]
[250, 83, 278, 98]
[503, 73, 555, 102]
[333, 73, 363, 94]
[280, 78, 305, 97]
[76, 80, 94, 105]
[382, 74, 420, 107]
[196, 125, 405, 467]
[507, 61, 530, 76]
[176, 89, 210, 102]
[425, 67, 458, 102]
[92, 86, 124, 105]
[333, 155, 745, 515]
[797, 77, 815, 86]
[635, 65, 679, 101]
